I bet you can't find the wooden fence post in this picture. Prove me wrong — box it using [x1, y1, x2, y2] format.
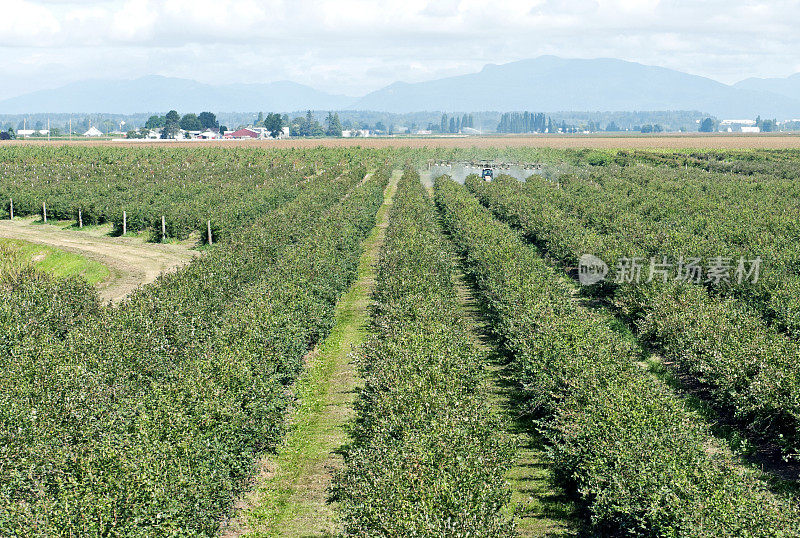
[161, 215, 166, 242]
[43, 202, 47, 223]
[123, 211, 127, 235]
[207, 220, 213, 246]
[9, 198, 12, 220]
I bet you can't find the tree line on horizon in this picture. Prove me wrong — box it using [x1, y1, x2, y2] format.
[135, 111, 222, 139]
[134, 110, 346, 139]
[1, 110, 794, 140]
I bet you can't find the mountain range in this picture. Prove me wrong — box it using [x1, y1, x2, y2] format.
[1, 56, 799, 117]
[0, 76, 353, 115]
[734, 73, 800, 104]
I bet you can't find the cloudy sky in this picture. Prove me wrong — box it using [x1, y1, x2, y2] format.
[1, 0, 799, 100]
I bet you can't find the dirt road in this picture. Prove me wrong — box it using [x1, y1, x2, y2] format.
[0, 217, 199, 302]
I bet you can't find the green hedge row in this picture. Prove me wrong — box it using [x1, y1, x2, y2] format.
[469, 175, 800, 456]
[0, 146, 386, 242]
[524, 160, 800, 339]
[436, 176, 800, 536]
[334, 170, 514, 536]
[0, 168, 387, 534]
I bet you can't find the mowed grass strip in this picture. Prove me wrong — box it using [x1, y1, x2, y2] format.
[0, 237, 109, 284]
[449, 272, 578, 537]
[224, 170, 400, 537]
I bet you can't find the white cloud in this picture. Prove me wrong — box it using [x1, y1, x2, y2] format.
[0, 0, 798, 99]
[0, 1, 62, 45]
[597, 0, 660, 14]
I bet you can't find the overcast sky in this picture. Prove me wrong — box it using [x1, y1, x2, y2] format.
[1, 0, 799, 100]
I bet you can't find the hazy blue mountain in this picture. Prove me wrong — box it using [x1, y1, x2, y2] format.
[352, 56, 800, 117]
[734, 73, 800, 104]
[0, 75, 354, 114]
[4, 58, 800, 117]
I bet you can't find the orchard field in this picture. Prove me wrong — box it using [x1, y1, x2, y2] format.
[2, 144, 800, 536]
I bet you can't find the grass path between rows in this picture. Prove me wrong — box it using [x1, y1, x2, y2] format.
[450, 272, 578, 537]
[423, 173, 578, 536]
[221, 170, 400, 537]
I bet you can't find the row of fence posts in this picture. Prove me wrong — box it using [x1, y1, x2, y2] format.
[8, 198, 214, 245]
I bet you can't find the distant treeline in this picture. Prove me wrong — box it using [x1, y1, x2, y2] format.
[425, 114, 475, 133]
[4, 110, 800, 136]
[497, 112, 548, 133]
[496, 112, 591, 134]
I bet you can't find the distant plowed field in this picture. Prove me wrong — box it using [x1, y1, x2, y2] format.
[7, 133, 800, 149]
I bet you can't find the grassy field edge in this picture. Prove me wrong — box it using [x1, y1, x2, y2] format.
[0, 237, 109, 284]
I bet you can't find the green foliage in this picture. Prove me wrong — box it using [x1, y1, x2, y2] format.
[198, 111, 219, 130]
[289, 111, 324, 137]
[436, 176, 800, 536]
[334, 170, 513, 535]
[325, 112, 342, 137]
[161, 110, 181, 139]
[264, 112, 284, 138]
[638, 283, 800, 454]
[164, 110, 180, 124]
[0, 146, 372, 243]
[469, 163, 800, 456]
[585, 150, 611, 166]
[639, 123, 663, 133]
[496, 111, 548, 133]
[6, 146, 800, 535]
[0, 154, 389, 533]
[699, 117, 716, 132]
[144, 115, 165, 129]
[178, 112, 202, 131]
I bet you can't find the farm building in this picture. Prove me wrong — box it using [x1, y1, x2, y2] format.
[719, 119, 759, 133]
[342, 129, 371, 137]
[225, 128, 260, 139]
[248, 127, 269, 138]
[16, 129, 49, 137]
[83, 127, 103, 137]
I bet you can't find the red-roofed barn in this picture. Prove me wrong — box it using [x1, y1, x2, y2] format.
[225, 128, 260, 139]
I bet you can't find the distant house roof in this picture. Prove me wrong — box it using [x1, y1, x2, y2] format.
[342, 129, 371, 138]
[226, 128, 260, 139]
[17, 129, 49, 136]
[719, 119, 757, 126]
[84, 127, 103, 137]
